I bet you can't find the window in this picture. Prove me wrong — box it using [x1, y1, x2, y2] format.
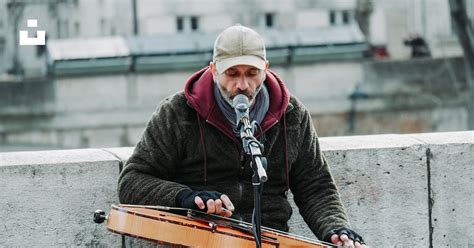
[36, 35, 46, 57]
[342, 10, 350, 24]
[100, 18, 106, 35]
[450, 16, 459, 35]
[176, 16, 200, 32]
[0, 39, 5, 54]
[56, 19, 60, 38]
[58, 19, 69, 38]
[329, 10, 351, 26]
[176, 16, 184, 32]
[265, 13, 274, 28]
[329, 10, 336, 25]
[48, 3, 57, 16]
[64, 20, 69, 38]
[190, 16, 199, 31]
[74, 21, 80, 36]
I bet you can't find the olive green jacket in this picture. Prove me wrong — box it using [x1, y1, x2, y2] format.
[118, 67, 349, 240]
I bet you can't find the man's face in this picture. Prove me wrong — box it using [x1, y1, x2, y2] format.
[212, 64, 267, 106]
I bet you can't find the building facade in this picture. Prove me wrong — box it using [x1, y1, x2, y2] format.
[0, 0, 361, 77]
[0, 0, 471, 151]
[369, 0, 473, 59]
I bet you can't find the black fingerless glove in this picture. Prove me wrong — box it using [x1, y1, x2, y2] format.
[323, 227, 365, 245]
[176, 189, 223, 211]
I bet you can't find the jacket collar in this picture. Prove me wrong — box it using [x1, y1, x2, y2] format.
[184, 66, 290, 143]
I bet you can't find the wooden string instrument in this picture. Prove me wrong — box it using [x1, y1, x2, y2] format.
[94, 204, 334, 247]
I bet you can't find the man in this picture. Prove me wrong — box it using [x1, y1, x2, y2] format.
[118, 24, 367, 248]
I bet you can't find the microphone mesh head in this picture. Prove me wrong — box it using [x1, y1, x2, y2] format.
[232, 94, 250, 110]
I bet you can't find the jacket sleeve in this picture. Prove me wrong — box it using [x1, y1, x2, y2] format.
[289, 108, 350, 240]
[118, 98, 190, 206]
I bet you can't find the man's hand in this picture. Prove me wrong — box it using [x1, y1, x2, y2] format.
[194, 193, 234, 217]
[324, 227, 368, 248]
[176, 190, 235, 217]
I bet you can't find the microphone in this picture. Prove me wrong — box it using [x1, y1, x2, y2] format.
[233, 94, 268, 183]
[232, 94, 250, 126]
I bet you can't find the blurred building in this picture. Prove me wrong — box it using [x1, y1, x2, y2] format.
[0, 0, 364, 78]
[369, 0, 473, 59]
[1, 0, 473, 78]
[0, 0, 472, 151]
[0, 0, 134, 78]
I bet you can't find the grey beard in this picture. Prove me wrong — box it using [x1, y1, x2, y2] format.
[215, 80, 234, 106]
[214, 77, 264, 107]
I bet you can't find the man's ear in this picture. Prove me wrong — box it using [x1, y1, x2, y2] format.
[209, 62, 217, 78]
[262, 60, 269, 81]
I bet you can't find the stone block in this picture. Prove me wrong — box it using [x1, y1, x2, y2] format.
[428, 143, 474, 247]
[0, 149, 121, 246]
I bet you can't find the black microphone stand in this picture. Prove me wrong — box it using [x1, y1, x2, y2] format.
[239, 117, 267, 248]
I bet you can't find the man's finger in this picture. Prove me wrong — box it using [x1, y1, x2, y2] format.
[330, 234, 342, 246]
[221, 208, 232, 217]
[340, 234, 355, 248]
[355, 241, 365, 248]
[206, 199, 215, 214]
[358, 242, 368, 248]
[214, 199, 223, 214]
[220, 194, 234, 211]
[339, 234, 348, 241]
[194, 196, 205, 210]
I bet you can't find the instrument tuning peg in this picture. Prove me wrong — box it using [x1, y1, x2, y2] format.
[93, 209, 107, 224]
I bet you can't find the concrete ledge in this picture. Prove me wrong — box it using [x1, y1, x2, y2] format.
[0, 131, 473, 247]
[0, 149, 122, 246]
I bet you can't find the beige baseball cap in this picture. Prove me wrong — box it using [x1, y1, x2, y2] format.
[213, 24, 266, 74]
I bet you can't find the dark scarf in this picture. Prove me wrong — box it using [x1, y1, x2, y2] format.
[214, 83, 270, 136]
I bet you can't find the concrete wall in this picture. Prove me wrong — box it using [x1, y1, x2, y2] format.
[0, 148, 122, 246]
[0, 131, 472, 247]
[288, 131, 474, 247]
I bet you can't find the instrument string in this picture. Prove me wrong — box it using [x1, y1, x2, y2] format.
[118, 204, 334, 246]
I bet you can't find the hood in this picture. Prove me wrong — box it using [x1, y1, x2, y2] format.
[184, 66, 290, 143]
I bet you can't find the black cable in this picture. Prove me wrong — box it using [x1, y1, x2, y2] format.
[251, 209, 260, 248]
[251, 181, 264, 248]
[246, 121, 267, 248]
